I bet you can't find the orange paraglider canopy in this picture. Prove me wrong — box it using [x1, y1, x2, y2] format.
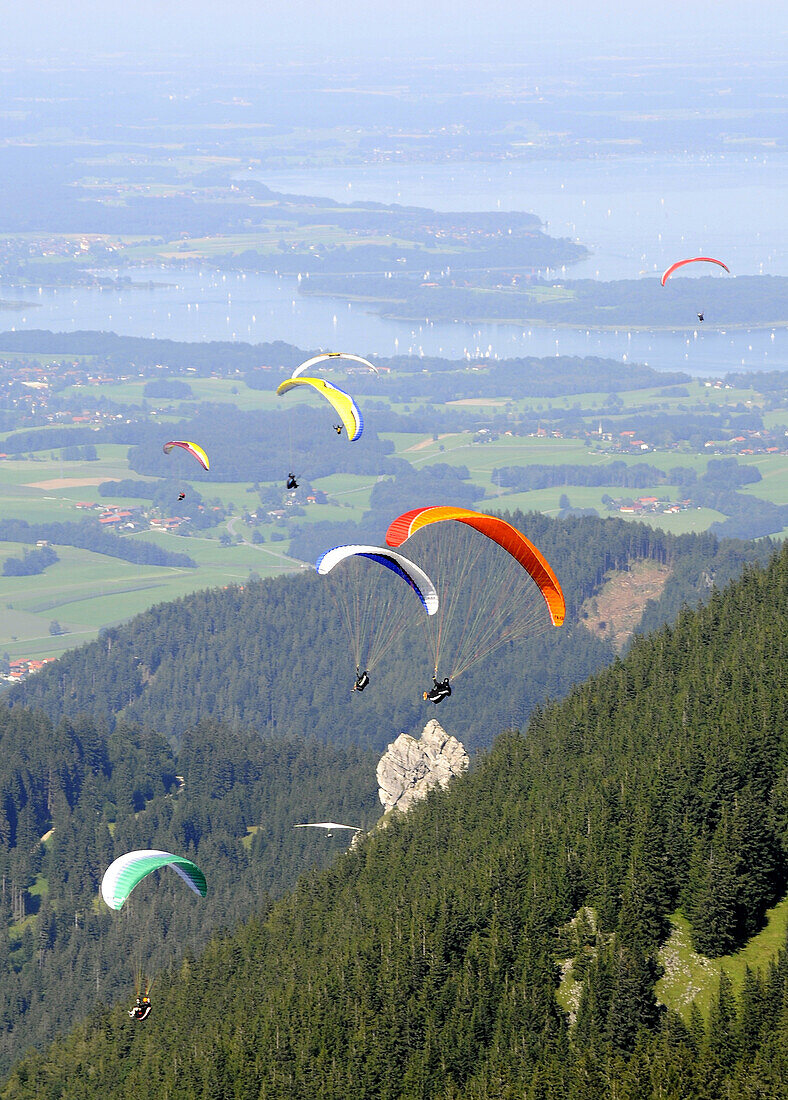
[386, 506, 565, 627]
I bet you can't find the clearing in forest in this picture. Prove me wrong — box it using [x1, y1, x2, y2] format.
[580, 558, 671, 651]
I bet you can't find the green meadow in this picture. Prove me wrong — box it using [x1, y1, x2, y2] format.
[559, 894, 788, 1025]
[0, 372, 784, 664]
[656, 897, 788, 1021]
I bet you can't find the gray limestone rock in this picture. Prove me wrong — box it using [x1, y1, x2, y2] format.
[376, 719, 469, 814]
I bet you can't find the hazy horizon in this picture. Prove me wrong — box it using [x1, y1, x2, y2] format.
[3, 0, 787, 65]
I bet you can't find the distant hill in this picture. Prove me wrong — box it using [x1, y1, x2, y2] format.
[303, 272, 788, 329]
[4, 544, 787, 1098]
[9, 513, 771, 752]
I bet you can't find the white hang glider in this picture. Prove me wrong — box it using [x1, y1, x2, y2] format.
[294, 822, 362, 838]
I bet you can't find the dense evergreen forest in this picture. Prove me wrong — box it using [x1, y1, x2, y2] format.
[9, 513, 772, 752]
[0, 707, 379, 1080]
[4, 542, 787, 1099]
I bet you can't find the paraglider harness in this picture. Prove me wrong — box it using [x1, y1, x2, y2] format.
[286, 473, 299, 490]
[424, 677, 451, 704]
[351, 668, 370, 693]
[129, 995, 152, 1022]
[697, 313, 704, 323]
[333, 424, 343, 435]
[178, 491, 186, 501]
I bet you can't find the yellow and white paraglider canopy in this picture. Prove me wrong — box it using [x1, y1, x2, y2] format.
[275, 377, 363, 441]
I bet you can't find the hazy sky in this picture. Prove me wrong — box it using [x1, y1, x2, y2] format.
[4, 0, 787, 63]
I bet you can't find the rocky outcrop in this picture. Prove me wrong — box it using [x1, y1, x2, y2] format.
[376, 719, 469, 814]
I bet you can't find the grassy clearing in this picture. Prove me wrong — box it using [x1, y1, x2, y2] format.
[488, 485, 727, 533]
[738, 455, 788, 505]
[242, 824, 263, 851]
[29, 874, 49, 899]
[60, 377, 285, 412]
[657, 898, 788, 1020]
[613, 506, 728, 534]
[0, 529, 301, 660]
[311, 472, 379, 513]
[378, 431, 440, 454]
[128, 224, 421, 263]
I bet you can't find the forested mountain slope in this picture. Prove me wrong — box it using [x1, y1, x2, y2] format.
[0, 711, 379, 1080]
[5, 543, 788, 1099]
[9, 513, 772, 752]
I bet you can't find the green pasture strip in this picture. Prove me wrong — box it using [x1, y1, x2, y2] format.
[133, 225, 419, 261]
[0, 350, 98, 366]
[0, 546, 182, 644]
[8, 914, 36, 940]
[656, 898, 788, 1021]
[408, 435, 599, 471]
[0, 444, 131, 469]
[35, 582, 195, 631]
[737, 455, 788, 505]
[241, 825, 263, 851]
[28, 874, 49, 898]
[310, 472, 379, 509]
[604, 450, 711, 473]
[617, 506, 728, 534]
[1, 545, 172, 605]
[290, 501, 369, 525]
[134, 529, 298, 571]
[614, 381, 760, 409]
[485, 484, 664, 514]
[22, 579, 170, 617]
[523, 285, 577, 304]
[178, 378, 283, 409]
[311, 472, 381, 496]
[378, 431, 440, 453]
[193, 479, 264, 512]
[0, 533, 300, 661]
[762, 410, 788, 429]
[0, 539, 40, 559]
[2, 630, 105, 661]
[0, 496, 88, 524]
[489, 487, 726, 533]
[59, 381, 149, 405]
[59, 378, 284, 411]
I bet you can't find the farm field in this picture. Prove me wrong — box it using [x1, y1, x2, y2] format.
[0, 367, 784, 666]
[59, 377, 286, 411]
[0, 530, 302, 661]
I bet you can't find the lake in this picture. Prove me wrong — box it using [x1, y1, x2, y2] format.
[1, 151, 786, 377]
[256, 152, 788, 281]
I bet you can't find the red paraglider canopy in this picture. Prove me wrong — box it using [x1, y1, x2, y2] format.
[661, 257, 730, 286]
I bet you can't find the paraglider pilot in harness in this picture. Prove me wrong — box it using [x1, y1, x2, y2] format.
[424, 676, 451, 704]
[351, 667, 370, 693]
[129, 995, 152, 1022]
[333, 424, 343, 435]
[286, 473, 299, 490]
[697, 313, 704, 323]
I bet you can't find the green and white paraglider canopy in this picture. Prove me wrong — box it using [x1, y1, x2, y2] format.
[101, 849, 207, 911]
